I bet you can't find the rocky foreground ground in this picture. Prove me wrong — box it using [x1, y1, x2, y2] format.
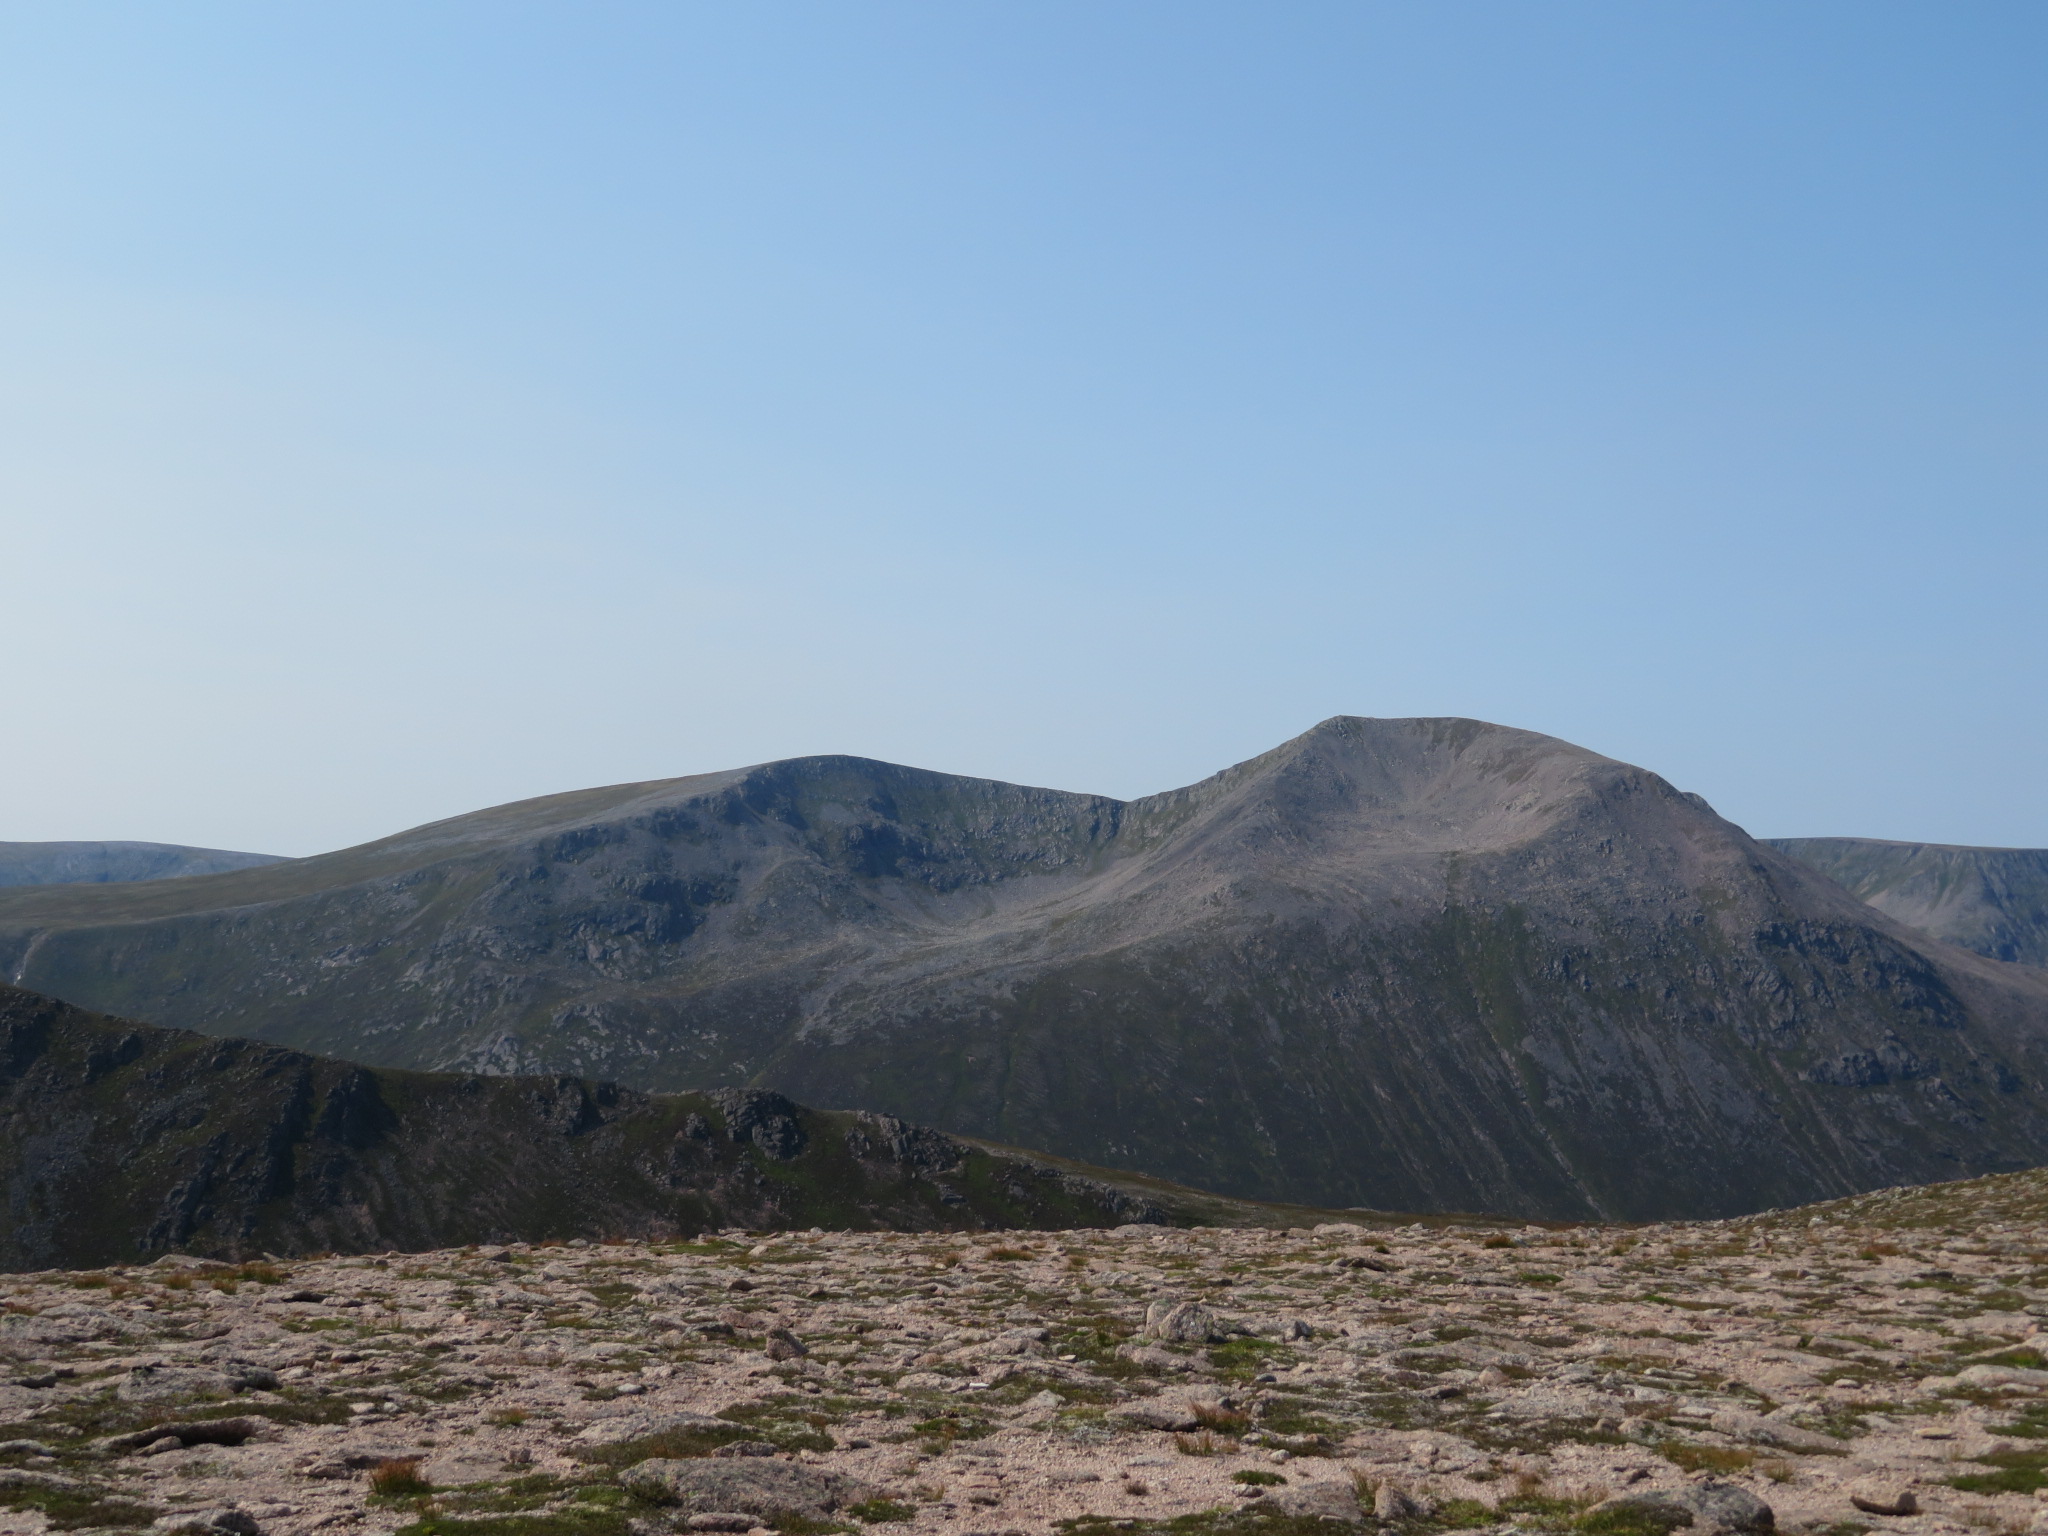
[6, 1172, 2048, 1536]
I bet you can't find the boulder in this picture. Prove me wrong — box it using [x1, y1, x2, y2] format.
[1709, 1408, 1849, 1454]
[1590, 1481, 1774, 1536]
[1850, 1492, 1919, 1518]
[106, 1418, 268, 1454]
[763, 1328, 808, 1362]
[1108, 1399, 1203, 1432]
[152, 1508, 260, 1536]
[1270, 1480, 1364, 1522]
[1958, 1365, 2048, 1389]
[1115, 1344, 1193, 1373]
[1143, 1300, 1224, 1344]
[1375, 1484, 1429, 1521]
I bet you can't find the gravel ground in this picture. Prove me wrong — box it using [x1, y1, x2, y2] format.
[3, 1176, 2048, 1536]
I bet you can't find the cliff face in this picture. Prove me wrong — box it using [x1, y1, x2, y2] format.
[0, 986, 1175, 1270]
[6, 717, 2048, 1222]
[1772, 837, 2048, 969]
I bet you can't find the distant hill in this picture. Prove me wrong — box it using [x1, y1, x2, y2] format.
[0, 984, 1332, 1271]
[1771, 838, 2048, 969]
[4, 717, 2048, 1223]
[0, 841, 284, 888]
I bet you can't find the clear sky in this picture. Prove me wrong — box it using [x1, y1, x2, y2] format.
[3, 2, 2044, 856]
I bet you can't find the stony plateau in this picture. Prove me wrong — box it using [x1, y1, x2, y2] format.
[6, 718, 2048, 1221]
[3, 1172, 2048, 1536]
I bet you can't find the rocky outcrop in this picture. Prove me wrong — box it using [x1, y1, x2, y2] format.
[5, 719, 2048, 1220]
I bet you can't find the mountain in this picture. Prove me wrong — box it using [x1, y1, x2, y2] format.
[0, 983, 1311, 1270]
[1770, 837, 2048, 969]
[4, 716, 2048, 1223]
[0, 840, 285, 887]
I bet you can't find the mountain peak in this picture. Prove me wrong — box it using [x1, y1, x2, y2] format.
[4, 720, 2045, 1222]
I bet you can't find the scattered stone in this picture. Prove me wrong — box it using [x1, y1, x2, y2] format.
[152, 1508, 261, 1536]
[763, 1327, 808, 1361]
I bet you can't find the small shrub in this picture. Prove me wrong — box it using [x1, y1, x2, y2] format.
[372, 1458, 435, 1498]
[1660, 1444, 1755, 1474]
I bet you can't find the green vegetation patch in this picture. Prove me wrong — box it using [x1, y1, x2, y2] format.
[1989, 1404, 2048, 1440]
[1250, 1396, 1345, 1441]
[1949, 1447, 2048, 1495]
[0, 1483, 162, 1531]
[1206, 1339, 1296, 1379]
[909, 1409, 996, 1449]
[1574, 1503, 1696, 1536]
[436, 1475, 570, 1514]
[1658, 1444, 1755, 1475]
[396, 1510, 633, 1536]
[848, 1500, 916, 1524]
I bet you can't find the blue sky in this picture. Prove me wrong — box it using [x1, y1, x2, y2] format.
[2, 2, 2044, 855]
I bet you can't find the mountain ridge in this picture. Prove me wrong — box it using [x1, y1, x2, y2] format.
[1771, 836, 2048, 969]
[5, 716, 2047, 1223]
[0, 841, 284, 889]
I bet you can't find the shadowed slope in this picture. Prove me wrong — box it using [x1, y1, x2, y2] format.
[4, 718, 2048, 1222]
[0, 984, 1242, 1270]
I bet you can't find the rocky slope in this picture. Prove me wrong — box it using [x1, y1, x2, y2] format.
[1, 1173, 2047, 1536]
[1772, 838, 2048, 969]
[0, 842, 283, 888]
[0, 986, 1247, 1271]
[5, 718, 2048, 1222]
